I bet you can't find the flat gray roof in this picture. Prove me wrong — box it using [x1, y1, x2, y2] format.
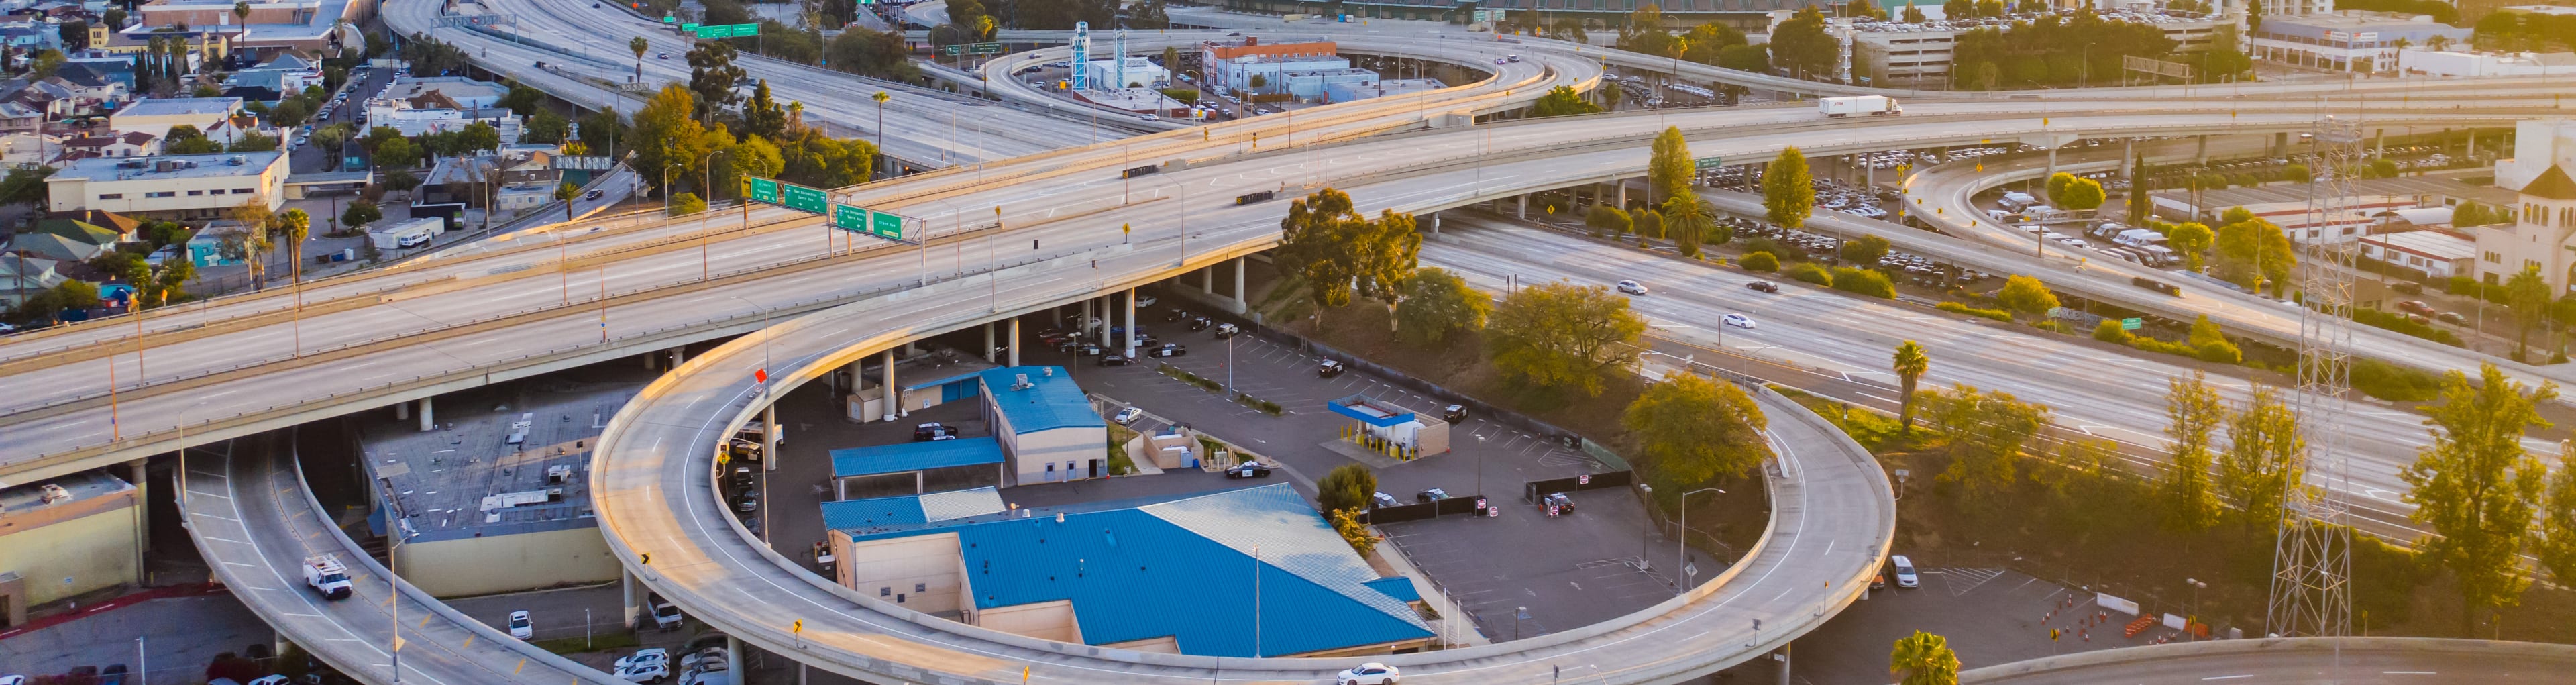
[51, 152, 283, 182]
[360, 376, 645, 542]
[2154, 175, 2520, 209]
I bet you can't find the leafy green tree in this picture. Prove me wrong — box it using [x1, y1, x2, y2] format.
[2213, 213, 2294, 295]
[2506, 266, 2552, 358]
[1623, 371, 1772, 488]
[2167, 221, 2214, 271]
[1921, 384, 2051, 500]
[1717, 44, 1771, 72]
[1787, 262, 1832, 286]
[2540, 441, 2576, 588]
[0, 166, 54, 205]
[1996, 274, 2057, 319]
[1901, 1, 1927, 23]
[2127, 154, 2155, 225]
[1648, 126, 1694, 208]
[827, 27, 920, 81]
[2188, 315, 2241, 364]
[2405, 363, 2555, 634]
[1395, 268, 1490, 345]
[227, 131, 279, 152]
[1763, 146, 1813, 229]
[2285, 163, 2313, 184]
[1329, 508, 1379, 556]
[1768, 7, 1837, 79]
[2053, 175, 2105, 211]
[667, 192, 706, 216]
[1831, 267, 1894, 298]
[1619, 4, 1677, 56]
[685, 42, 747, 122]
[1531, 85, 1603, 117]
[1276, 188, 1418, 328]
[1740, 251, 1780, 272]
[524, 110, 570, 144]
[1840, 234, 1891, 264]
[1486, 282, 1647, 397]
[744, 80, 787, 140]
[1631, 211, 1663, 241]
[372, 136, 419, 170]
[1893, 340, 1929, 434]
[2159, 370, 2226, 533]
[341, 200, 380, 229]
[2216, 386, 2302, 529]
[1889, 631, 1960, 685]
[635, 85, 714, 199]
[149, 258, 195, 308]
[1316, 464, 1377, 516]
[164, 125, 221, 154]
[1586, 205, 1631, 237]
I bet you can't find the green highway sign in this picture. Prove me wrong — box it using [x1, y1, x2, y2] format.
[694, 23, 759, 38]
[662, 14, 676, 22]
[682, 22, 699, 30]
[967, 42, 1004, 54]
[2121, 317, 2143, 331]
[941, 44, 960, 56]
[782, 184, 830, 215]
[871, 209, 904, 240]
[833, 204, 869, 232]
[748, 177, 781, 205]
[1694, 156, 1724, 169]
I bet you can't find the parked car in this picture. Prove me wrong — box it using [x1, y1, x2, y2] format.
[1744, 280, 1779, 293]
[1722, 313, 1757, 329]
[508, 611, 533, 639]
[1371, 492, 1401, 509]
[2396, 300, 2435, 315]
[1416, 488, 1450, 503]
[1186, 316, 1212, 331]
[733, 491, 759, 513]
[1113, 407, 1144, 425]
[585, 189, 604, 200]
[1098, 354, 1135, 366]
[1226, 462, 1272, 478]
[655, 52, 669, 59]
[1146, 343, 1187, 357]
[1336, 662, 1401, 685]
[1615, 279, 1649, 295]
[1318, 359, 1346, 378]
[913, 423, 957, 441]
[616, 648, 672, 676]
[2436, 311, 2469, 325]
[651, 601, 684, 631]
[1870, 573, 1888, 591]
[1890, 554, 1920, 588]
[1442, 404, 1468, 421]
[1212, 323, 1241, 338]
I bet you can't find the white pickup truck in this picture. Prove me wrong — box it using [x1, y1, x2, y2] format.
[303, 556, 353, 600]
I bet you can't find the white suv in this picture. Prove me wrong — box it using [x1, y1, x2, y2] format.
[1337, 662, 1401, 684]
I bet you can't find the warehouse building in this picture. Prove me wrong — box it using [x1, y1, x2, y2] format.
[44, 152, 287, 220]
[0, 469, 142, 624]
[824, 484, 1434, 657]
[977, 366, 1107, 484]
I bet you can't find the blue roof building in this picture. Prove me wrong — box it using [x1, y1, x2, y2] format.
[975, 366, 1109, 485]
[828, 437, 1007, 498]
[828, 484, 1435, 657]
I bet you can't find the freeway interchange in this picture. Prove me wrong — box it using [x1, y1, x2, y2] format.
[11, 1, 2576, 682]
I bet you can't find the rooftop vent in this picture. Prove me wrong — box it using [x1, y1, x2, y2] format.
[1043, 367, 1055, 377]
[38, 483, 69, 504]
[1012, 373, 1032, 390]
[1054, 511, 1065, 524]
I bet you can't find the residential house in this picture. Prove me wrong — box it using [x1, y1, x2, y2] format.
[0, 20, 62, 55]
[223, 51, 319, 97]
[0, 101, 38, 133]
[108, 96, 239, 138]
[59, 129, 158, 158]
[0, 254, 67, 308]
[0, 129, 56, 164]
[7, 231, 109, 262]
[422, 148, 557, 211]
[181, 221, 242, 267]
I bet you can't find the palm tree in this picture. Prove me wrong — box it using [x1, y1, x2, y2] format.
[871, 91, 890, 176]
[277, 209, 309, 285]
[630, 36, 649, 82]
[555, 182, 582, 223]
[1892, 340, 1929, 434]
[1890, 630, 1960, 685]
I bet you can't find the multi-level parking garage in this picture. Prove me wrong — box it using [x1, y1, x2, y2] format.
[6, 0, 2576, 680]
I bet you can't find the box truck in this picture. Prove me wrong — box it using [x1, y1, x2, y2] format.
[1817, 95, 1901, 117]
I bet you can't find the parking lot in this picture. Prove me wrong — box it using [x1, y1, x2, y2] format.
[1034, 306, 1728, 643]
[1790, 566, 2195, 684]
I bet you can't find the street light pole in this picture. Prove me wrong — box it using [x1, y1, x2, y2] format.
[700, 149, 731, 281]
[1676, 487, 1723, 596]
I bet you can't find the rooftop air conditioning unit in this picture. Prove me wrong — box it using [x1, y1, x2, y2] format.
[547, 464, 572, 484]
[1014, 373, 1033, 390]
[39, 483, 70, 504]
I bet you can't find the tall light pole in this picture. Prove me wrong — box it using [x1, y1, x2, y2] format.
[1676, 487, 1723, 596]
[389, 520, 418, 684]
[871, 91, 890, 178]
[700, 148, 731, 281]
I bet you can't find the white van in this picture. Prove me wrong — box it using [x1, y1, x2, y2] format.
[1889, 555, 1920, 588]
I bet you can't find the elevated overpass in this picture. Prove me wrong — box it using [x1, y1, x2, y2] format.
[1962, 636, 2576, 684]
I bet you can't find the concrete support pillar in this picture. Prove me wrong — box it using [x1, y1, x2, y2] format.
[1617, 181, 1627, 209]
[1777, 642, 1792, 685]
[417, 397, 434, 432]
[1516, 194, 1528, 219]
[2196, 135, 2208, 164]
[1232, 257, 1247, 306]
[725, 635, 745, 685]
[761, 405, 777, 473]
[2044, 146, 2057, 182]
[1431, 211, 1441, 235]
[1007, 317, 1021, 366]
[644, 353, 656, 370]
[130, 458, 148, 583]
[2123, 138, 2135, 180]
[621, 569, 640, 629]
[983, 321, 996, 362]
[1081, 298, 1095, 339]
[668, 347, 686, 368]
[881, 349, 898, 422]
[394, 401, 408, 421]
[1123, 288, 1138, 356]
[1201, 266, 1214, 293]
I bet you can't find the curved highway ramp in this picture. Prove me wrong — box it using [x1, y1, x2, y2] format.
[181, 433, 620, 684]
[1962, 637, 2576, 684]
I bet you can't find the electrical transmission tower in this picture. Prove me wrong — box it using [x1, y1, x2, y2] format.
[2268, 113, 2363, 638]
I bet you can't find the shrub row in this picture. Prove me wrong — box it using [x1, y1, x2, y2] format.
[1938, 301, 2012, 323]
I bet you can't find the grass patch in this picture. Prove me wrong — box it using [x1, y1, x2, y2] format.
[1937, 301, 2012, 323]
[1234, 392, 1284, 415]
[530, 631, 641, 655]
[1106, 423, 1139, 475]
[1770, 384, 1932, 454]
[1157, 363, 1226, 392]
[2353, 357, 2443, 403]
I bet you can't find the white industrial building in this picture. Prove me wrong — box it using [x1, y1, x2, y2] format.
[2247, 11, 2473, 74]
[2361, 230, 2477, 280]
[107, 97, 243, 138]
[1845, 11, 2222, 87]
[975, 366, 1108, 484]
[1080, 56, 1168, 90]
[45, 152, 288, 220]
[2397, 48, 2576, 78]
